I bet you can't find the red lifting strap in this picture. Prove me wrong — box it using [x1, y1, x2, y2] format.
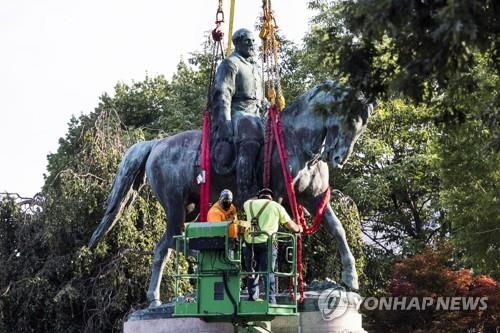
[199, 110, 211, 222]
[199, 2, 226, 222]
[264, 104, 331, 302]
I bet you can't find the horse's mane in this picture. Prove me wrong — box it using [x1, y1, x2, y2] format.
[283, 80, 350, 117]
[283, 80, 371, 124]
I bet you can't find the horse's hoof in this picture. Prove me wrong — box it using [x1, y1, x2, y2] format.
[341, 270, 359, 290]
[148, 299, 162, 308]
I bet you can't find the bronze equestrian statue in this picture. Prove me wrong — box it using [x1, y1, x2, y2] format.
[88, 81, 372, 307]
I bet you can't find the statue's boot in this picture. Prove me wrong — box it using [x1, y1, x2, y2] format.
[236, 139, 260, 206]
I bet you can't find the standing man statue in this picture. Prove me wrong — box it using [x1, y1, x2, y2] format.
[210, 28, 266, 205]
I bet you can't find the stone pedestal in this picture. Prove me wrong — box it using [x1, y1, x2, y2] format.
[272, 291, 366, 333]
[124, 317, 234, 333]
[124, 288, 366, 333]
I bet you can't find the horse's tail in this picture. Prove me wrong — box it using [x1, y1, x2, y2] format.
[88, 140, 157, 249]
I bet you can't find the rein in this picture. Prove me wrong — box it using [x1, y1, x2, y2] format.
[306, 126, 339, 166]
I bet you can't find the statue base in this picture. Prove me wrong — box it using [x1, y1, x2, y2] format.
[124, 287, 366, 333]
[124, 315, 234, 333]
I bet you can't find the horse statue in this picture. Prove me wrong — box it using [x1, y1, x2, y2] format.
[88, 80, 373, 307]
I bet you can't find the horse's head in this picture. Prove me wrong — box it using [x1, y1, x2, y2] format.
[293, 80, 372, 169]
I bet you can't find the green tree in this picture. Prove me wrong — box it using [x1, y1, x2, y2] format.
[303, 0, 499, 283]
[307, 0, 499, 102]
[0, 44, 214, 331]
[438, 57, 500, 278]
[0, 196, 20, 333]
[345, 100, 445, 252]
[0, 194, 50, 331]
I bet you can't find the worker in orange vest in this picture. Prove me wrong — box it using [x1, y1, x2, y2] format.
[207, 189, 238, 222]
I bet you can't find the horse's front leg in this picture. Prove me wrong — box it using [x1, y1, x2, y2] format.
[322, 204, 359, 290]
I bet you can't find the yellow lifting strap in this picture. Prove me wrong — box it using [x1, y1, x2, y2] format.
[225, 0, 236, 56]
[260, 0, 286, 110]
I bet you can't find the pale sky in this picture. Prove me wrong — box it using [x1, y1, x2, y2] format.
[0, 0, 312, 197]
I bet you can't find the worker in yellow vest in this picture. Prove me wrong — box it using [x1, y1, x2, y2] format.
[243, 188, 302, 303]
[207, 189, 238, 222]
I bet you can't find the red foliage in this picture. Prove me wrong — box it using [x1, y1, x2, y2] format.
[472, 275, 498, 298]
[367, 244, 500, 333]
[454, 268, 474, 295]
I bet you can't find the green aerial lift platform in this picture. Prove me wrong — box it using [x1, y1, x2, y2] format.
[173, 221, 297, 332]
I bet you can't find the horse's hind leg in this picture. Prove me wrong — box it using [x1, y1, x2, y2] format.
[147, 233, 173, 307]
[322, 204, 359, 290]
[147, 195, 185, 307]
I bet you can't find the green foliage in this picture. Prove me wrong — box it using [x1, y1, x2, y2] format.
[344, 99, 445, 251]
[97, 65, 206, 140]
[438, 57, 500, 278]
[311, 98, 449, 295]
[1, 111, 166, 332]
[307, 0, 499, 102]
[0, 195, 48, 332]
[279, 39, 310, 102]
[0, 197, 19, 261]
[302, 0, 499, 288]
[0, 47, 211, 330]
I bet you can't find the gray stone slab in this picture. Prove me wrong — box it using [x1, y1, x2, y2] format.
[125, 287, 367, 333]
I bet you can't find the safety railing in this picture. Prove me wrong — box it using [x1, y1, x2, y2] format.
[172, 228, 297, 312]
